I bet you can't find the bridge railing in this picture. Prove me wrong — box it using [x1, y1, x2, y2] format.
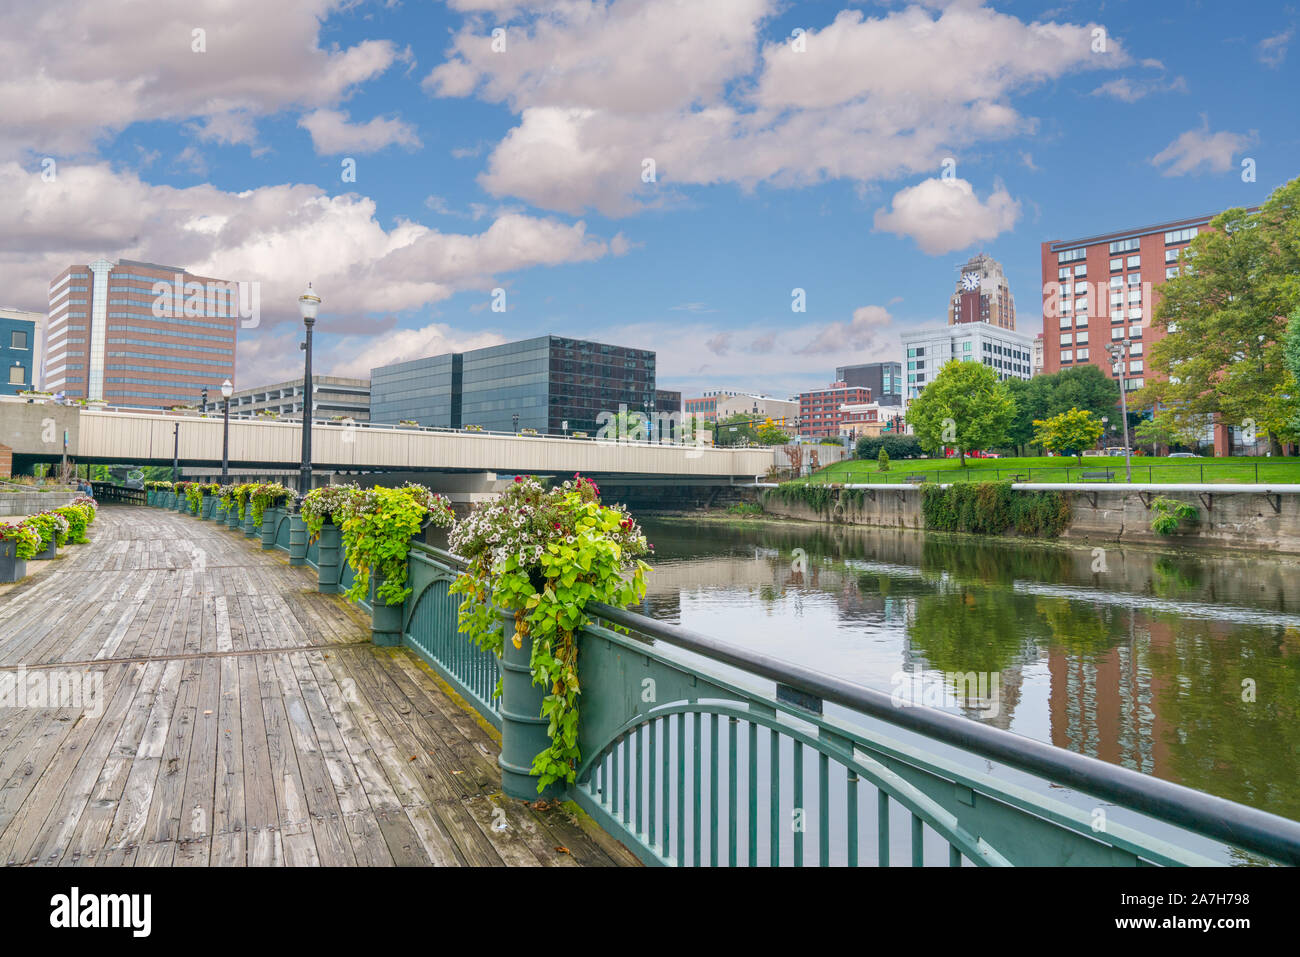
[394, 545, 1300, 868]
[142, 494, 1300, 867]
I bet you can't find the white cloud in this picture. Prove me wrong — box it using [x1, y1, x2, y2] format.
[428, 1, 1126, 216]
[1091, 74, 1186, 102]
[0, 0, 407, 159]
[0, 161, 623, 382]
[796, 305, 893, 356]
[1258, 28, 1293, 68]
[299, 109, 423, 154]
[1150, 117, 1257, 177]
[872, 178, 1021, 256]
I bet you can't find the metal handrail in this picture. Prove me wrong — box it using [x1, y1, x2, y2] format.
[406, 540, 1300, 863]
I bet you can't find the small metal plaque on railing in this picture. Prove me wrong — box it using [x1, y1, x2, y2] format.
[776, 683, 823, 715]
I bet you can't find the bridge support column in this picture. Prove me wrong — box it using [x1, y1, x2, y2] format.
[498, 615, 564, 801]
[317, 522, 342, 592]
[288, 514, 308, 566]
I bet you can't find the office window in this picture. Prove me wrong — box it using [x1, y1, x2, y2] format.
[1061, 299, 1072, 312]
[1076, 298, 1088, 312]
[1058, 267, 1071, 281]
[1165, 249, 1180, 263]
[1112, 328, 1125, 340]
[1128, 288, 1143, 304]
[10, 330, 27, 349]
[8, 365, 25, 385]
[1127, 255, 1141, 269]
[1076, 315, 1089, 329]
[1074, 264, 1087, 278]
[1129, 307, 1143, 321]
[1109, 237, 1140, 254]
[1076, 331, 1089, 344]
[1166, 267, 1180, 279]
[1110, 258, 1123, 272]
[1127, 273, 1143, 286]
[1058, 248, 1086, 264]
[1061, 350, 1073, 363]
[1110, 276, 1123, 289]
[1059, 316, 1072, 330]
[1076, 348, 1090, 361]
[1164, 227, 1198, 244]
[1129, 324, 1143, 338]
[1060, 333, 1072, 346]
[1129, 342, 1143, 356]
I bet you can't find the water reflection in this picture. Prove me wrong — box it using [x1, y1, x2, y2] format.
[638, 517, 1300, 821]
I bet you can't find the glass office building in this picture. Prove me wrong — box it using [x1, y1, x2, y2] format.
[370, 335, 657, 435]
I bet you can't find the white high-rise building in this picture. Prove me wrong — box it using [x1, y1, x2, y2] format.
[901, 321, 1034, 402]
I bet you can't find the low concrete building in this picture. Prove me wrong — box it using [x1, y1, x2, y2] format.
[229, 375, 370, 422]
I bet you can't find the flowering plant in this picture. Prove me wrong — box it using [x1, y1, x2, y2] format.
[0, 522, 42, 560]
[71, 496, 98, 523]
[23, 511, 70, 550]
[449, 473, 651, 790]
[53, 503, 93, 544]
[300, 483, 360, 541]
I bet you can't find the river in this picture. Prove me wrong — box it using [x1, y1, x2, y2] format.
[635, 515, 1300, 824]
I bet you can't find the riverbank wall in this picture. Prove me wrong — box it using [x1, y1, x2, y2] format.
[757, 484, 1300, 555]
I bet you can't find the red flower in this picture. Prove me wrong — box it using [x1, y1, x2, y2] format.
[514, 476, 523, 483]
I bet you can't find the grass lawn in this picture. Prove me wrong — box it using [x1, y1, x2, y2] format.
[798, 455, 1300, 485]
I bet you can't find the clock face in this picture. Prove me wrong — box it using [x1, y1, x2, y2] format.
[961, 272, 981, 291]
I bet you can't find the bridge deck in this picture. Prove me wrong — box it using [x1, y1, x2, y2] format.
[0, 506, 636, 867]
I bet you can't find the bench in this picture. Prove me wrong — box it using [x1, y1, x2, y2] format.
[905, 474, 929, 483]
[1080, 470, 1114, 482]
[1009, 473, 1028, 483]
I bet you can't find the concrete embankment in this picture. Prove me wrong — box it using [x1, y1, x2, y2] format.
[758, 483, 1300, 555]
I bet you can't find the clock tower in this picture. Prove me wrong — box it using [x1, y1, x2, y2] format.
[949, 253, 1016, 330]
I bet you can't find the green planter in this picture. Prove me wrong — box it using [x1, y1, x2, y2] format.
[0, 540, 26, 583]
[227, 505, 241, 530]
[243, 510, 257, 537]
[175, 494, 188, 514]
[146, 491, 155, 506]
[31, 534, 57, 561]
[498, 620, 564, 800]
[369, 571, 404, 647]
[288, 514, 308, 566]
[316, 521, 342, 592]
[199, 494, 212, 520]
[260, 507, 280, 549]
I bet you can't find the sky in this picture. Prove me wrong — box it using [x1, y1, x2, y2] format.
[1, 0, 1296, 400]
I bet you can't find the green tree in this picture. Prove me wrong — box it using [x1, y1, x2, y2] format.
[877, 447, 890, 471]
[1140, 177, 1300, 453]
[754, 422, 792, 445]
[1033, 407, 1104, 465]
[1007, 366, 1119, 455]
[715, 413, 758, 447]
[1284, 306, 1300, 437]
[905, 360, 1016, 465]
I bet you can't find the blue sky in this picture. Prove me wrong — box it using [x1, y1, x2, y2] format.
[2, 0, 1296, 399]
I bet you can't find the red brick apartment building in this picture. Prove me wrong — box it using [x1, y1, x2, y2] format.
[45, 259, 240, 409]
[798, 382, 872, 438]
[1038, 213, 1237, 391]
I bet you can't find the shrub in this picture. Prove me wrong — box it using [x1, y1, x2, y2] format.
[726, 502, 764, 516]
[53, 504, 91, 544]
[877, 447, 890, 472]
[856, 434, 923, 461]
[1151, 497, 1199, 535]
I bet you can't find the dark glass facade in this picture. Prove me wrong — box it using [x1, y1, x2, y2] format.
[370, 335, 657, 434]
[836, 362, 902, 406]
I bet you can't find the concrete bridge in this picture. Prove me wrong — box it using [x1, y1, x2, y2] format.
[1, 398, 780, 485]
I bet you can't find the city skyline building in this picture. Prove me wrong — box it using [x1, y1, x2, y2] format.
[901, 321, 1034, 402]
[1038, 212, 1246, 390]
[0, 306, 45, 395]
[798, 382, 872, 438]
[229, 375, 371, 421]
[950, 253, 1016, 330]
[836, 361, 902, 406]
[45, 259, 239, 409]
[370, 335, 657, 435]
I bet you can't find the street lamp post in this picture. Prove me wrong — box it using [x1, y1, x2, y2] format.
[297, 284, 320, 497]
[1106, 339, 1133, 482]
[221, 378, 233, 483]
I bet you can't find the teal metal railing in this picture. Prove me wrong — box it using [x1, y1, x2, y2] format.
[146, 495, 1300, 867]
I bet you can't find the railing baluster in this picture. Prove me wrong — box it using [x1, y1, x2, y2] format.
[878, 791, 889, 867]
[793, 740, 803, 867]
[677, 713, 686, 866]
[693, 712, 702, 867]
[818, 751, 829, 867]
[710, 713, 719, 866]
[622, 732, 631, 826]
[949, 843, 961, 867]
[747, 721, 758, 868]
[769, 730, 780, 867]
[648, 719, 657, 851]
[635, 722, 644, 839]
[911, 813, 924, 867]
[847, 772, 859, 867]
[728, 717, 738, 867]
[611, 737, 619, 819]
[661, 717, 670, 857]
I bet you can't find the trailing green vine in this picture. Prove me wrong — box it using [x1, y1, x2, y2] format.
[249, 482, 295, 527]
[338, 484, 454, 605]
[299, 483, 360, 542]
[448, 474, 651, 792]
[921, 482, 1072, 538]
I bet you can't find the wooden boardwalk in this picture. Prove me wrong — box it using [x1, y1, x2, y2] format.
[0, 506, 637, 867]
